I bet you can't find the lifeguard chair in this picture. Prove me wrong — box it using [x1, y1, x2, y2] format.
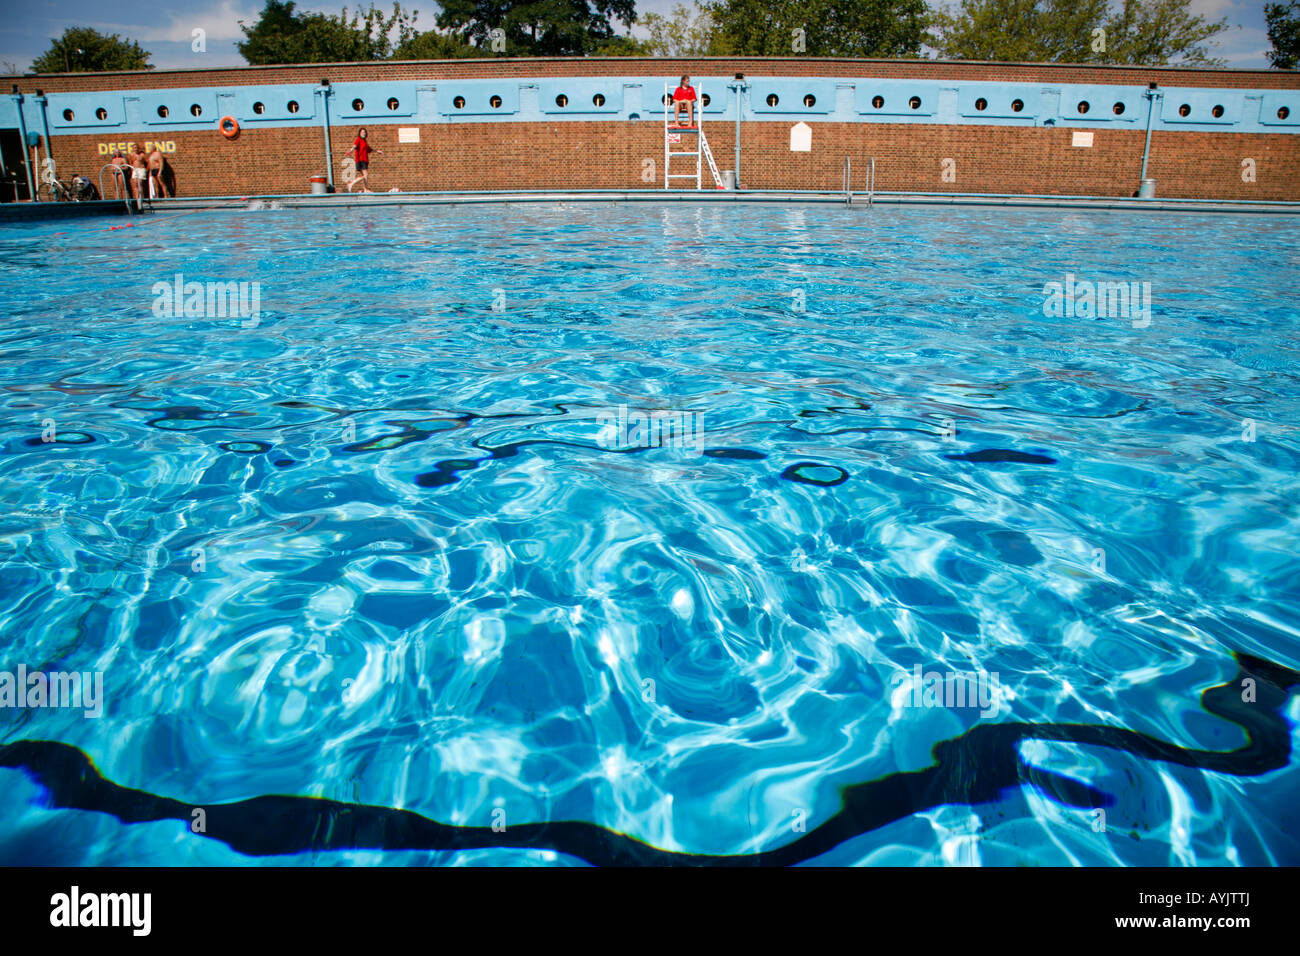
[664, 83, 724, 190]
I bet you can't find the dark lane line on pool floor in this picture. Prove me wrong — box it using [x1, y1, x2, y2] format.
[1, 653, 1294, 866]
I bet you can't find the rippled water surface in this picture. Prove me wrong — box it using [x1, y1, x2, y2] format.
[1, 202, 1298, 865]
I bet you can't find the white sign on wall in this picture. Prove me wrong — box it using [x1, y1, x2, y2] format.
[1071, 130, 1094, 148]
[790, 122, 812, 152]
[398, 127, 421, 144]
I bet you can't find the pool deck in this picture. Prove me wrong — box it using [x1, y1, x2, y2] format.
[3, 189, 1299, 221]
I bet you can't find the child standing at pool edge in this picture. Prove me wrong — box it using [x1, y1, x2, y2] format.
[346, 128, 382, 193]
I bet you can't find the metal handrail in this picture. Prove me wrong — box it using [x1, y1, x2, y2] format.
[99, 163, 134, 211]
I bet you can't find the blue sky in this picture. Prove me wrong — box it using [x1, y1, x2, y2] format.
[0, 0, 1280, 72]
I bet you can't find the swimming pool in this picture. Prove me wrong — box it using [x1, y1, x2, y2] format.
[0, 202, 1297, 866]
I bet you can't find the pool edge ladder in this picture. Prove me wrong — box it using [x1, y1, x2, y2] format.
[664, 83, 724, 191]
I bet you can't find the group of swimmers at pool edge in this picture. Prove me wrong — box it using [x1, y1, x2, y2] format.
[101, 77, 702, 199]
[107, 144, 170, 202]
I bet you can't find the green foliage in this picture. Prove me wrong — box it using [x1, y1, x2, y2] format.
[392, 29, 488, 58]
[238, 1, 415, 64]
[436, 0, 638, 56]
[705, 0, 928, 57]
[32, 27, 152, 73]
[637, 3, 726, 55]
[1266, 1, 1300, 69]
[928, 0, 1230, 65]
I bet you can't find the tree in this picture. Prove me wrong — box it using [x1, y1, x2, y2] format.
[1266, 1, 1300, 69]
[392, 29, 488, 58]
[929, 0, 1230, 65]
[238, 1, 415, 64]
[32, 28, 152, 73]
[705, 0, 927, 57]
[436, 0, 637, 56]
[637, 3, 726, 55]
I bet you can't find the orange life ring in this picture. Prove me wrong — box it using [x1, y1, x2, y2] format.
[219, 116, 239, 138]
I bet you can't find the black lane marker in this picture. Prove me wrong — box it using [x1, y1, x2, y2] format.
[1, 653, 1293, 866]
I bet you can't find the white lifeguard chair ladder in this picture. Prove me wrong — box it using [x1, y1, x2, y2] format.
[664, 83, 723, 190]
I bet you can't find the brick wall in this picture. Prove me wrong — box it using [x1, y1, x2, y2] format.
[25, 58, 1300, 201]
[57, 122, 1299, 201]
[16, 57, 1300, 93]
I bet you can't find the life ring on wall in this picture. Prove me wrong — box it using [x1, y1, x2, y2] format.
[219, 116, 239, 138]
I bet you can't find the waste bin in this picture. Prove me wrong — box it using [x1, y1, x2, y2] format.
[309, 175, 328, 195]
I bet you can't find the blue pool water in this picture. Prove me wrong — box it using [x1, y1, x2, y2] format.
[0, 202, 1297, 866]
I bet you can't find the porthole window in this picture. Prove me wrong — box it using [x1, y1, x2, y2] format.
[95, 107, 107, 120]
[1011, 99, 1024, 112]
[701, 93, 710, 106]
[62, 108, 74, 121]
[157, 105, 169, 118]
[766, 93, 779, 107]
[804, 94, 816, 107]
[593, 93, 605, 107]
[1178, 103, 1191, 117]
[556, 94, 568, 107]
[908, 96, 921, 110]
[287, 100, 300, 113]
[974, 97, 987, 111]
[352, 98, 364, 111]
[252, 101, 265, 114]
[1112, 102, 1125, 115]
[190, 103, 202, 117]
[453, 96, 466, 110]
[1279, 106, 1291, 119]
[387, 97, 399, 111]
[1211, 104, 1224, 118]
[1077, 100, 1090, 114]
[871, 95, 884, 109]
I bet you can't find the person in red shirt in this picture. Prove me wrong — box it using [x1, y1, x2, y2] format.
[672, 76, 697, 128]
[345, 128, 382, 193]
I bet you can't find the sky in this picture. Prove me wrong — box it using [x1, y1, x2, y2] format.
[0, 0, 1281, 73]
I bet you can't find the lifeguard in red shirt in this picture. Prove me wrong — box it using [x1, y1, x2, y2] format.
[672, 76, 697, 128]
